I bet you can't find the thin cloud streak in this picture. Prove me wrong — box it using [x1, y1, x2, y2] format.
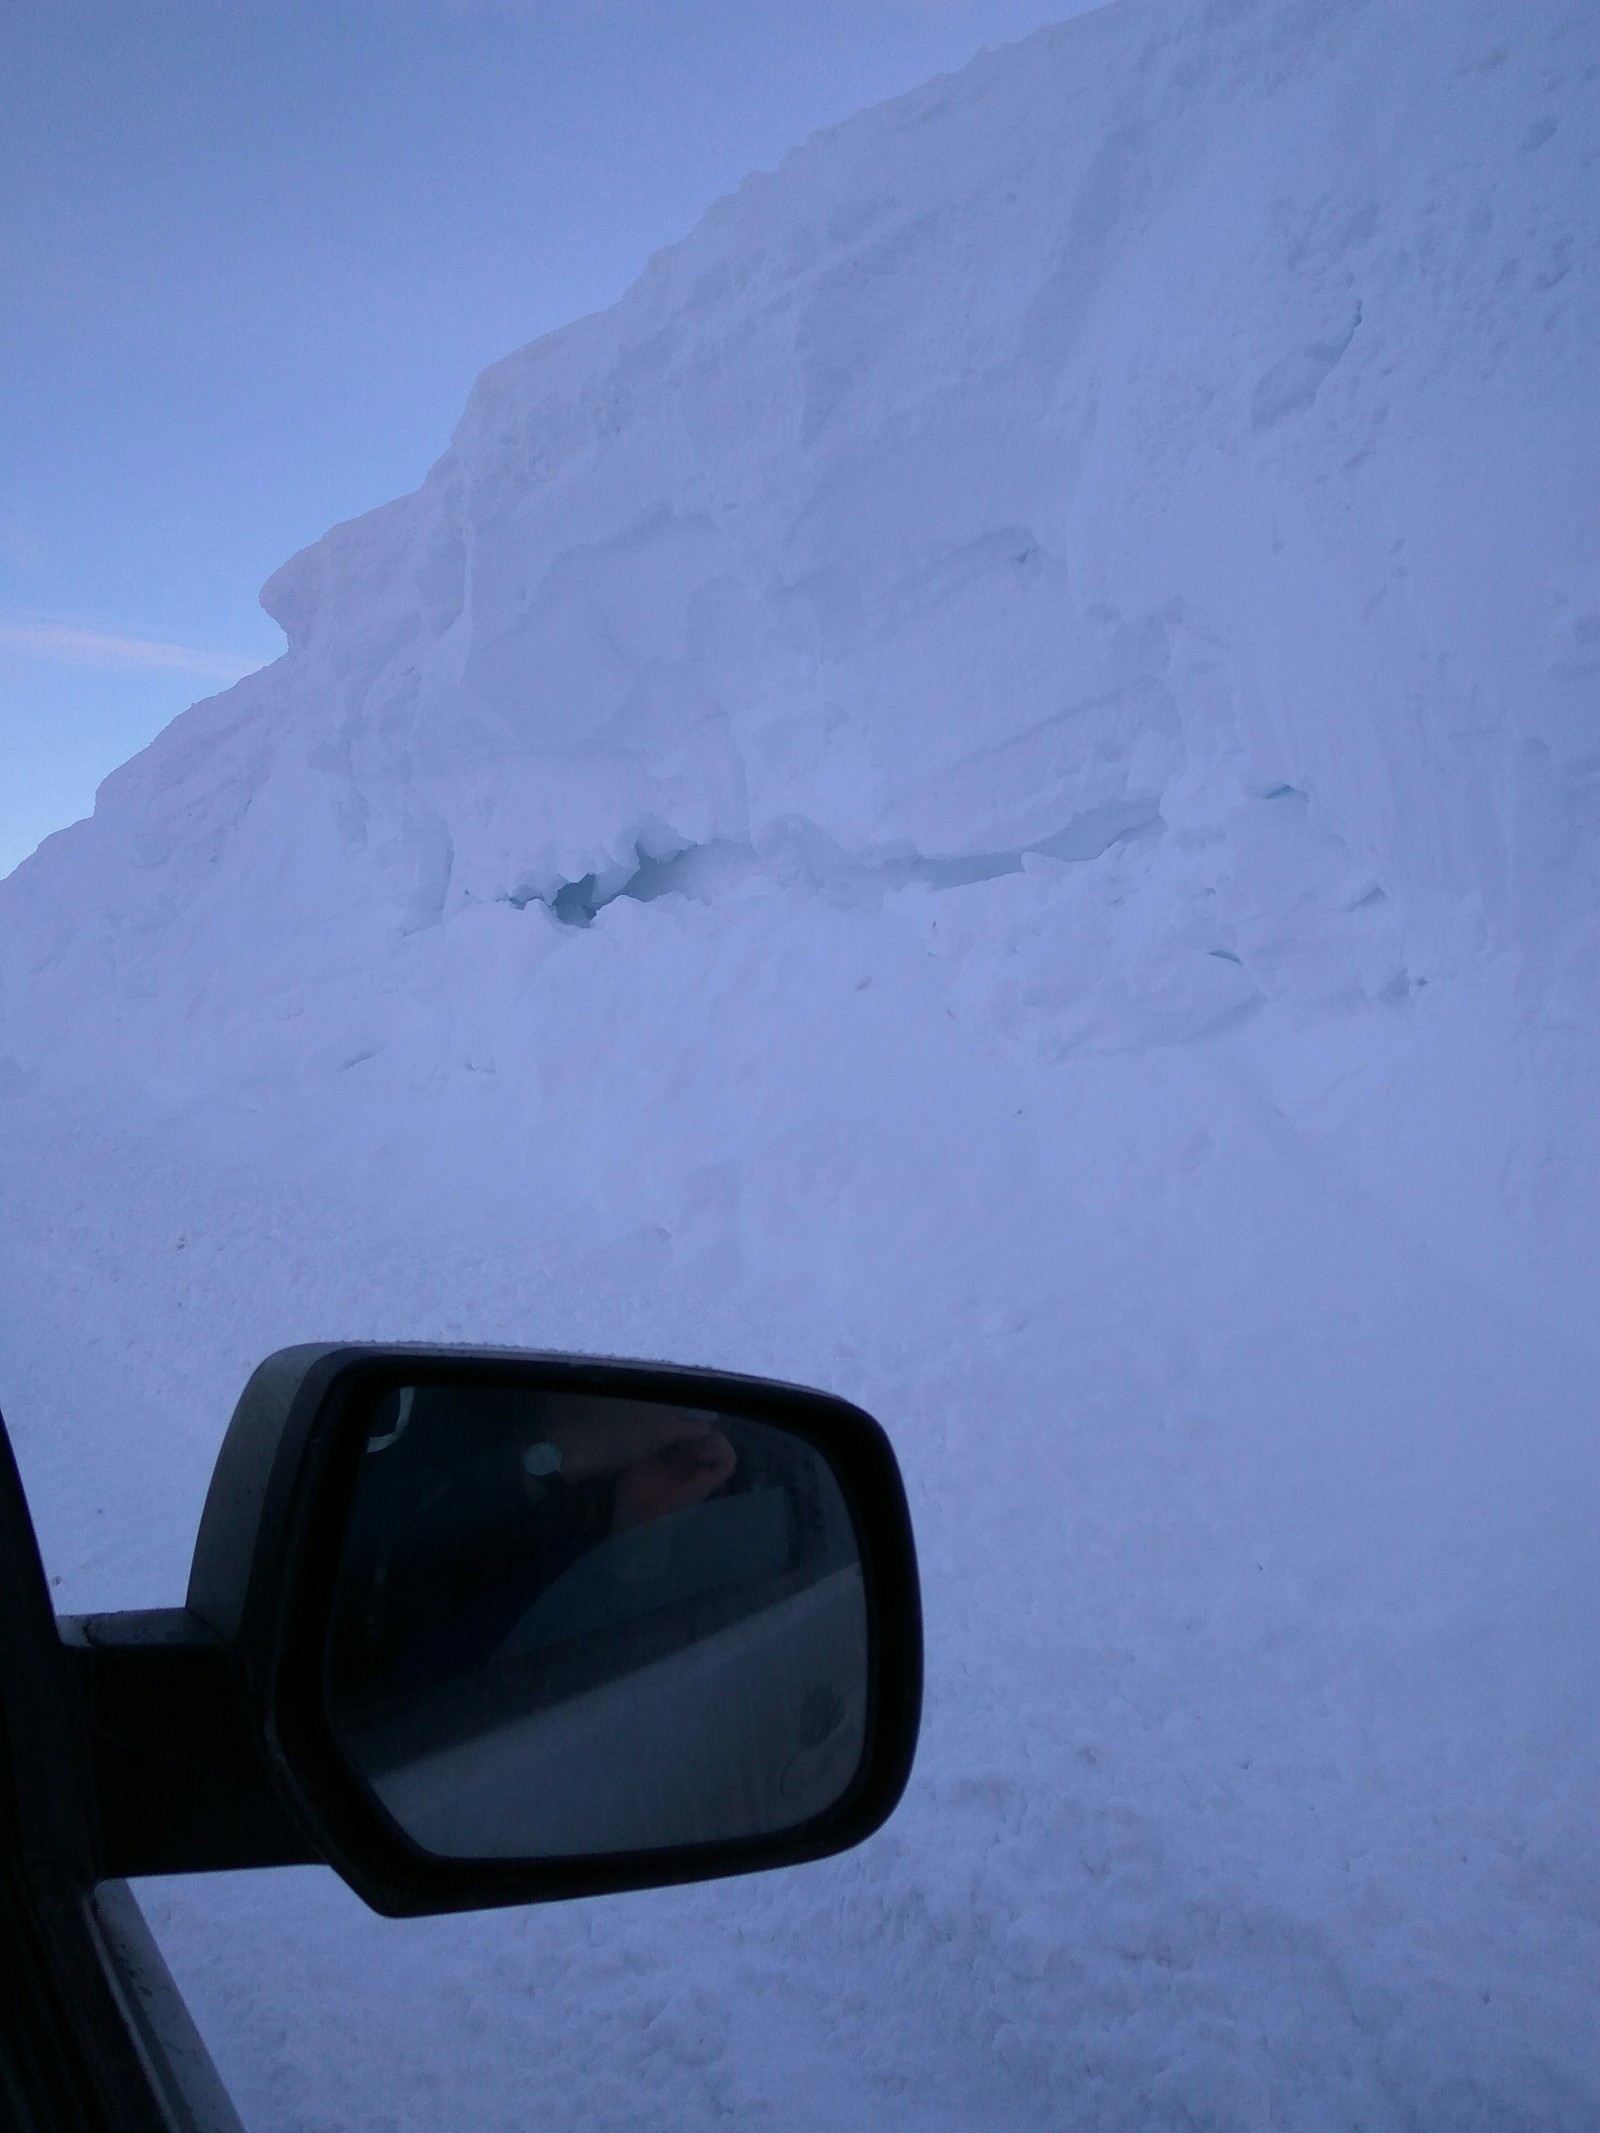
[0, 620, 264, 683]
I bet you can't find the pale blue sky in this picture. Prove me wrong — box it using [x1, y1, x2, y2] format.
[1, 0, 1095, 878]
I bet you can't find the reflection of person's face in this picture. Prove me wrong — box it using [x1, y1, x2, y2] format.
[610, 1425, 737, 1532]
[537, 1398, 738, 1533]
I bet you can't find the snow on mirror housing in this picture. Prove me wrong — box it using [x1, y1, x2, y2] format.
[185, 1346, 921, 1916]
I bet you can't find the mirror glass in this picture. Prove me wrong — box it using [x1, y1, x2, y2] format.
[325, 1384, 870, 1860]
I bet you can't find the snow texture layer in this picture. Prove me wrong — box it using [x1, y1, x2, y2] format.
[2, 0, 1598, 2126]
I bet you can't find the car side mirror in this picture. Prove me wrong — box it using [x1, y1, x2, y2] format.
[155, 1345, 921, 1916]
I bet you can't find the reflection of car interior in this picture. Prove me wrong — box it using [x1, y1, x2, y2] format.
[327, 1400, 871, 1859]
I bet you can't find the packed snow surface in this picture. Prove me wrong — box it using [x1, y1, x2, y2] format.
[2, 0, 1598, 2124]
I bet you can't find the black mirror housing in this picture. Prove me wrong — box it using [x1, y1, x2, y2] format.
[184, 1346, 922, 1917]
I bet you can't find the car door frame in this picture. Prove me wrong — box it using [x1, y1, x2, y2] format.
[0, 1404, 243, 2133]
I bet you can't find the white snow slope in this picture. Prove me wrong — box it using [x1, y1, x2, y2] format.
[2, 0, 1599, 2125]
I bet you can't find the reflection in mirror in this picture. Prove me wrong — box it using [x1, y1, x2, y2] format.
[325, 1386, 870, 1861]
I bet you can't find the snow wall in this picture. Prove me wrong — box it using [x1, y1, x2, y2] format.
[1, 0, 1597, 2127]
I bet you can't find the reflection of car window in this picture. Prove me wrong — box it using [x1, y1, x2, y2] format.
[371, 1563, 872, 1860]
[496, 1487, 793, 1656]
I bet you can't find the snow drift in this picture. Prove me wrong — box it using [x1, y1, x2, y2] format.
[1, 0, 1597, 2126]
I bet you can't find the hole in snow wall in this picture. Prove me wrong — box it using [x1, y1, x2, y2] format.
[521, 799, 1165, 929]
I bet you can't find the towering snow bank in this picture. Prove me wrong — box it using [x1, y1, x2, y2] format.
[4, 0, 1596, 1073]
